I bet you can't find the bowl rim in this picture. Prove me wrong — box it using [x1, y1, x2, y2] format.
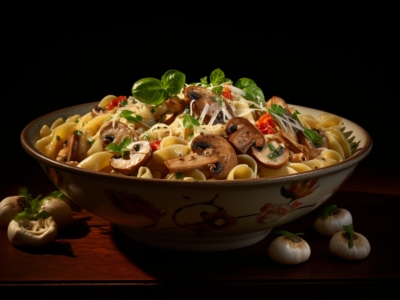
[21, 102, 373, 188]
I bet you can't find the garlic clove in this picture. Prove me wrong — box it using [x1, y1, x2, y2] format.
[268, 235, 311, 265]
[7, 216, 57, 247]
[0, 196, 29, 227]
[314, 208, 353, 236]
[329, 230, 371, 260]
[40, 197, 73, 229]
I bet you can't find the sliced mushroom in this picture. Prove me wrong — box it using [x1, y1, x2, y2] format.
[185, 86, 234, 124]
[56, 132, 79, 162]
[297, 129, 329, 160]
[100, 121, 138, 147]
[225, 117, 265, 154]
[277, 131, 309, 161]
[165, 96, 186, 114]
[110, 141, 152, 175]
[250, 140, 289, 169]
[91, 105, 107, 118]
[164, 134, 237, 179]
[159, 111, 176, 125]
[265, 95, 289, 110]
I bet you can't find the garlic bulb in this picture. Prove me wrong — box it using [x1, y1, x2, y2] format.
[268, 232, 311, 265]
[40, 197, 73, 229]
[330, 227, 371, 260]
[0, 196, 29, 227]
[314, 205, 353, 236]
[8, 216, 57, 246]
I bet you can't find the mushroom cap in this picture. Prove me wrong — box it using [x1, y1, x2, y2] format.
[164, 134, 237, 179]
[100, 121, 138, 147]
[165, 97, 186, 114]
[56, 132, 79, 162]
[91, 105, 107, 118]
[158, 111, 177, 125]
[110, 141, 152, 175]
[251, 140, 289, 169]
[225, 117, 265, 154]
[266, 95, 290, 110]
[297, 129, 328, 160]
[185, 86, 218, 122]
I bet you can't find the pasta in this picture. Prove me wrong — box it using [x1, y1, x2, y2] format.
[35, 71, 358, 181]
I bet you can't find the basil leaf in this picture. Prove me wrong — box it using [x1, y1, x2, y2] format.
[243, 86, 265, 106]
[161, 70, 186, 97]
[212, 86, 223, 95]
[125, 116, 139, 123]
[235, 78, 257, 89]
[132, 78, 169, 105]
[200, 76, 208, 85]
[210, 68, 225, 85]
[268, 104, 287, 117]
[216, 78, 233, 85]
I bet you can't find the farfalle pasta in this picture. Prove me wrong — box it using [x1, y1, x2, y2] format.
[35, 69, 359, 180]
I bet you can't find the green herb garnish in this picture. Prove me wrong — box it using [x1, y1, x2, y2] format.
[14, 188, 66, 221]
[105, 137, 132, 156]
[212, 85, 223, 95]
[317, 204, 337, 219]
[176, 172, 183, 179]
[268, 104, 287, 117]
[119, 110, 142, 123]
[144, 133, 152, 141]
[74, 130, 83, 136]
[121, 100, 128, 107]
[150, 108, 156, 113]
[88, 138, 95, 146]
[268, 143, 277, 152]
[56, 135, 60, 141]
[273, 231, 304, 237]
[75, 118, 80, 124]
[234, 78, 265, 105]
[183, 114, 200, 129]
[188, 132, 195, 139]
[267, 143, 283, 160]
[132, 70, 186, 105]
[292, 110, 301, 122]
[105, 117, 113, 122]
[303, 128, 323, 147]
[200, 76, 208, 85]
[343, 224, 355, 248]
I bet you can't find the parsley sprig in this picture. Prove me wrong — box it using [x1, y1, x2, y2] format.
[119, 110, 143, 123]
[105, 137, 132, 156]
[183, 114, 200, 129]
[14, 188, 66, 221]
[267, 143, 283, 161]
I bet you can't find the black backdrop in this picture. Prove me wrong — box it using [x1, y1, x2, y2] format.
[4, 19, 397, 175]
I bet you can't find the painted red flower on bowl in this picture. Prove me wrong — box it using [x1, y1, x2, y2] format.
[105, 189, 166, 226]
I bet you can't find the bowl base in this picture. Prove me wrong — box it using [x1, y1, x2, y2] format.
[118, 227, 272, 251]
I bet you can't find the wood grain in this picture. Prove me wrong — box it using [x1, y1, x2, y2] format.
[0, 159, 399, 296]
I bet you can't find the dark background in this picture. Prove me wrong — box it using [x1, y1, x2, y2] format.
[3, 11, 397, 177]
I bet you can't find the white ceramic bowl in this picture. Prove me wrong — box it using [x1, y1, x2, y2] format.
[21, 102, 372, 251]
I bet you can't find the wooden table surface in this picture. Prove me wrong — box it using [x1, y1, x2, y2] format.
[1, 158, 399, 297]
